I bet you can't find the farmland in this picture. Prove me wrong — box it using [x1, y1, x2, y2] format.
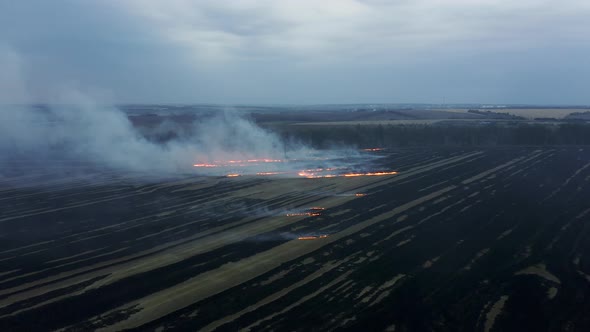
[1, 147, 590, 331]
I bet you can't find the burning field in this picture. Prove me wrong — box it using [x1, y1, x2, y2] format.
[1, 147, 590, 331]
[190, 148, 396, 179]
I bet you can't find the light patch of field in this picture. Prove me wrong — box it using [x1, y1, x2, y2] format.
[484, 295, 509, 332]
[302, 257, 316, 265]
[418, 180, 448, 192]
[396, 236, 414, 247]
[361, 274, 405, 306]
[330, 208, 351, 216]
[0, 246, 129, 287]
[385, 323, 397, 331]
[571, 248, 589, 281]
[171, 178, 226, 192]
[369, 288, 394, 306]
[339, 315, 356, 327]
[496, 228, 513, 240]
[44, 247, 107, 264]
[156, 210, 175, 217]
[415, 198, 466, 227]
[396, 215, 408, 222]
[291, 120, 442, 126]
[462, 151, 541, 185]
[0, 190, 149, 223]
[353, 257, 367, 264]
[134, 217, 208, 241]
[388, 152, 482, 185]
[369, 254, 382, 262]
[370, 204, 388, 211]
[516, 263, 561, 284]
[516, 246, 532, 260]
[577, 271, 590, 283]
[547, 287, 558, 299]
[384, 226, 414, 241]
[332, 279, 354, 292]
[241, 270, 354, 331]
[141, 178, 206, 191]
[422, 256, 440, 268]
[259, 268, 293, 286]
[380, 274, 406, 289]
[433, 196, 449, 204]
[356, 286, 374, 300]
[505, 108, 577, 119]
[199, 258, 351, 332]
[0, 238, 56, 255]
[576, 208, 590, 219]
[460, 205, 472, 213]
[0, 269, 20, 278]
[447, 108, 576, 119]
[337, 281, 356, 297]
[465, 248, 490, 270]
[545, 161, 590, 200]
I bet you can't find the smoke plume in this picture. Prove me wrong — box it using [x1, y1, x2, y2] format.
[0, 46, 373, 180]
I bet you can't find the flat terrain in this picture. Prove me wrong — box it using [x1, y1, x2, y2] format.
[446, 108, 580, 119]
[1, 147, 590, 331]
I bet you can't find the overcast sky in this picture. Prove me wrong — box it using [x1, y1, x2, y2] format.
[1, 0, 589, 105]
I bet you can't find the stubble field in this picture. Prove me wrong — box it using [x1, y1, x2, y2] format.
[1, 147, 590, 331]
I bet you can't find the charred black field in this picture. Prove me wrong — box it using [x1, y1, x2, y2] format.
[1, 145, 590, 331]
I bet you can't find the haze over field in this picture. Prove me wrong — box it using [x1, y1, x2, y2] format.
[2, 2, 590, 331]
[1, 0, 589, 105]
[0, 101, 302, 175]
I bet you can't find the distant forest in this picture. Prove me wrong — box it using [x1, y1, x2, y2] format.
[274, 123, 590, 148]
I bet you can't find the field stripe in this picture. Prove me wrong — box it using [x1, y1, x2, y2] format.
[90, 185, 456, 330]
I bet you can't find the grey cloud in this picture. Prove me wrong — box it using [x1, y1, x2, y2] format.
[0, 0, 588, 104]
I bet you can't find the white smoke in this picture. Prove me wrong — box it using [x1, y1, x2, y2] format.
[0, 46, 371, 179]
[0, 101, 309, 175]
[0, 46, 292, 175]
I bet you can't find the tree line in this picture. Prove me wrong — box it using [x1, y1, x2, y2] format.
[272, 123, 590, 148]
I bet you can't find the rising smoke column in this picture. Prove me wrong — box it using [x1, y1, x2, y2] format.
[0, 101, 305, 175]
[0, 45, 307, 174]
[0, 45, 367, 178]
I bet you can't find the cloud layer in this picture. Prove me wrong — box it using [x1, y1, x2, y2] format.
[1, 0, 589, 104]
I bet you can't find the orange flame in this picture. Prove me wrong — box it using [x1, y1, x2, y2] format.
[286, 212, 322, 217]
[297, 235, 329, 240]
[298, 171, 397, 178]
[342, 171, 398, 177]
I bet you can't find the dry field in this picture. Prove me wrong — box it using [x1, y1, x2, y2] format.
[446, 108, 580, 119]
[291, 119, 443, 126]
[1, 147, 590, 331]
